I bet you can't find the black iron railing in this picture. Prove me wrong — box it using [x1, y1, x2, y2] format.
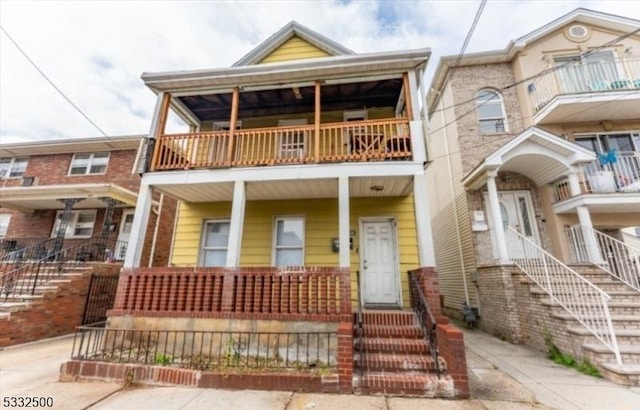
[408, 271, 441, 378]
[0, 241, 91, 301]
[355, 270, 366, 379]
[72, 323, 338, 372]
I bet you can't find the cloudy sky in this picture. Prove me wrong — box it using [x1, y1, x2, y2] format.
[1, 0, 638, 143]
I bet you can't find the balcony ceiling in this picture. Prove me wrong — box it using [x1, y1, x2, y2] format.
[553, 193, 640, 214]
[154, 176, 413, 202]
[178, 78, 403, 122]
[533, 91, 640, 125]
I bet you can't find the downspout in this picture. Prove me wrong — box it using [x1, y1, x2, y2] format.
[439, 101, 470, 304]
[148, 193, 163, 267]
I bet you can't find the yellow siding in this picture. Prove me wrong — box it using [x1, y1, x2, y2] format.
[170, 196, 419, 307]
[258, 36, 330, 64]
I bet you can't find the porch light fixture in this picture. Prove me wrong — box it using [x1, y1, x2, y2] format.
[370, 185, 384, 192]
[292, 87, 303, 100]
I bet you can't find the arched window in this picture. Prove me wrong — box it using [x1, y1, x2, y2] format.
[476, 90, 507, 134]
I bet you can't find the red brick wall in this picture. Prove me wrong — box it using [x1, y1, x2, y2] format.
[0, 264, 120, 347]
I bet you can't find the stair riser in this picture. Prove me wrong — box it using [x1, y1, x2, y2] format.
[360, 313, 416, 327]
[359, 327, 423, 339]
[582, 351, 640, 365]
[571, 334, 640, 345]
[356, 341, 430, 355]
[354, 357, 437, 372]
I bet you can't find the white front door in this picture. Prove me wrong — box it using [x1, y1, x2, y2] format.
[485, 191, 540, 259]
[361, 219, 400, 306]
[115, 210, 134, 260]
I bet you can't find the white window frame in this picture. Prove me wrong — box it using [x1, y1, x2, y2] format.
[68, 152, 110, 175]
[51, 210, 97, 239]
[212, 121, 242, 131]
[0, 157, 28, 179]
[272, 216, 305, 267]
[0, 214, 10, 238]
[476, 89, 508, 134]
[199, 219, 231, 267]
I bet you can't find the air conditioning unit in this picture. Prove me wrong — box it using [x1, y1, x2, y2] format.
[21, 176, 36, 186]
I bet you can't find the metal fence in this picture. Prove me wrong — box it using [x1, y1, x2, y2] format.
[81, 274, 120, 325]
[72, 323, 338, 372]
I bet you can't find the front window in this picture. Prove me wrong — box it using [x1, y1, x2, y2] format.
[476, 90, 507, 134]
[0, 214, 10, 237]
[69, 152, 109, 175]
[273, 217, 304, 267]
[0, 157, 28, 178]
[51, 210, 97, 238]
[200, 220, 230, 267]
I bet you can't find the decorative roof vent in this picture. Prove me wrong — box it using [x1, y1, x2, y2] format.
[569, 25, 588, 39]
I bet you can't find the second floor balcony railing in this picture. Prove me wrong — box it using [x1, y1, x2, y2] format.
[151, 118, 412, 171]
[529, 57, 640, 113]
[553, 151, 640, 202]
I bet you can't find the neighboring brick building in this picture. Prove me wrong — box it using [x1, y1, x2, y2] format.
[426, 8, 640, 384]
[0, 136, 175, 267]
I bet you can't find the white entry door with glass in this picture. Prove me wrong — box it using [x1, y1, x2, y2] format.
[116, 210, 135, 260]
[484, 191, 540, 260]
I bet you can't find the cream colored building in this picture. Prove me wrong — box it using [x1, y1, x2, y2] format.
[426, 8, 640, 384]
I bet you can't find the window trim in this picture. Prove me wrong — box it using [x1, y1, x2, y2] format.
[476, 89, 508, 135]
[199, 218, 231, 267]
[574, 131, 640, 153]
[50, 210, 97, 239]
[0, 214, 11, 238]
[271, 216, 305, 267]
[68, 152, 110, 176]
[0, 157, 29, 179]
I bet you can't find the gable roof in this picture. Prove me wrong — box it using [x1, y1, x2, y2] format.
[233, 21, 354, 67]
[427, 8, 640, 112]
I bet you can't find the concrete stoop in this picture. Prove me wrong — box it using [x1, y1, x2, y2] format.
[520, 265, 640, 386]
[352, 311, 455, 398]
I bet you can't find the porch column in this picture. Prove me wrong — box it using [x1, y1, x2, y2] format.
[338, 176, 350, 268]
[53, 198, 83, 254]
[124, 183, 153, 268]
[226, 87, 240, 165]
[567, 171, 582, 197]
[413, 173, 436, 266]
[576, 206, 603, 263]
[226, 180, 246, 267]
[314, 81, 321, 163]
[486, 173, 510, 264]
[149, 92, 171, 171]
[98, 197, 123, 260]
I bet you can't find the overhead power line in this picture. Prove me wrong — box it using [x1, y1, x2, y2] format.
[0, 25, 109, 137]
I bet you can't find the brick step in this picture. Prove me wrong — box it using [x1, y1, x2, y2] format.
[567, 327, 640, 344]
[1, 294, 44, 302]
[530, 287, 639, 301]
[359, 324, 423, 339]
[600, 363, 640, 386]
[0, 301, 33, 310]
[353, 372, 454, 397]
[359, 311, 416, 327]
[355, 337, 429, 354]
[582, 343, 640, 364]
[354, 352, 437, 372]
[552, 313, 640, 329]
[542, 301, 640, 316]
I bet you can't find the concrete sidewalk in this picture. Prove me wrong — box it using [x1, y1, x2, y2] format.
[1, 328, 638, 409]
[462, 328, 640, 410]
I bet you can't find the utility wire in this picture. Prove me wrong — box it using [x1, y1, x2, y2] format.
[450, 0, 487, 79]
[0, 25, 109, 137]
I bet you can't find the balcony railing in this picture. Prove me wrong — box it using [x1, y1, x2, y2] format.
[553, 151, 640, 202]
[151, 118, 412, 171]
[529, 57, 640, 113]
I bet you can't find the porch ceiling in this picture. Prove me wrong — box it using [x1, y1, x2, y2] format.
[178, 78, 403, 122]
[154, 176, 414, 202]
[0, 183, 138, 213]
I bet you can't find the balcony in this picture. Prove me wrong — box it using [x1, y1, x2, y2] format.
[150, 118, 412, 171]
[553, 151, 640, 213]
[528, 57, 640, 124]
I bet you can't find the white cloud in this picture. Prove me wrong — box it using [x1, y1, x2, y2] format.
[0, 0, 638, 142]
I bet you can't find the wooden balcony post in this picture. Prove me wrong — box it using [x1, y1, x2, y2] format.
[226, 87, 240, 165]
[314, 81, 321, 163]
[150, 93, 172, 171]
[403, 73, 413, 121]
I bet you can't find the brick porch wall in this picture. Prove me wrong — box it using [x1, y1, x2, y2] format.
[476, 265, 523, 342]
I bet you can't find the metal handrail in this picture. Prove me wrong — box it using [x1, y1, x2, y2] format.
[0, 241, 91, 302]
[408, 271, 441, 377]
[506, 226, 622, 365]
[355, 270, 366, 379]
[565, 225, 640, 292]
